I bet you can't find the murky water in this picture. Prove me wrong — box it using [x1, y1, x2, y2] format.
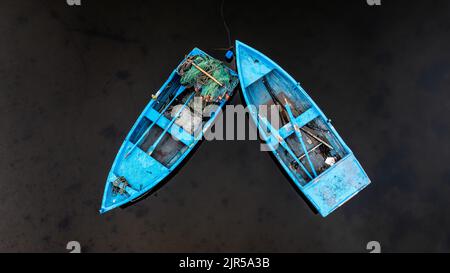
[0, 0, 449, 252]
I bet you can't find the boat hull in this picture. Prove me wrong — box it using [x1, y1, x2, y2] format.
[235, 41, 370, 217]
[100, 48, 238, 213]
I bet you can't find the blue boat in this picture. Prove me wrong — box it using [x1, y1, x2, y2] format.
[235, 41, 370, 217]
[100, 48, 238, 213]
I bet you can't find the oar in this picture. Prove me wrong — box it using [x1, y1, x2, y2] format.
[186, 59, 224, 87]
[284, 101, 317, 177]
[300, 127, 333, 150]
[125, 86, 186, 159]
[148, 92, 196, 156]
[258, 114, 313, 180]
[299, 143, 322, 160]
[111, 176, 138, 196]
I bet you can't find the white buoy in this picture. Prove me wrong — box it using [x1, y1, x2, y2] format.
[325, 157, 336, 166]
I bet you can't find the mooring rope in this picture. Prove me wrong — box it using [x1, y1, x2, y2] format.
[220, 0, 232, 49]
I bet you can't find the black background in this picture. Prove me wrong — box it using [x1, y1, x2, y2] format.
[0, 0, 449, 252]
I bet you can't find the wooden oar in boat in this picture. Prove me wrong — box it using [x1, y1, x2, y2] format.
[262, 76, 289, 124]
[185, 59, 224, 87]
[236, 41, 371, 217]
[284, 101, 318, 177]
[124, 86, 186, 159]
[262, 76, 332, 151]
[258, 114, 313, 180]
[300, 127, 333, 150]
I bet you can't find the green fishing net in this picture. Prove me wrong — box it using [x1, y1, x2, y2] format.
[177, 55, 234, 102]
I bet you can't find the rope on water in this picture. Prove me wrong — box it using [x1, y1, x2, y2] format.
[221, 0, 232, 48]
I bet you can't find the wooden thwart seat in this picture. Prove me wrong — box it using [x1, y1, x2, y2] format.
[145, 107, 195, 147]
[279, 107, 319, 140]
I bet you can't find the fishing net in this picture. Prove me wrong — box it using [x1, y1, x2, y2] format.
[177, 55, 235, 102]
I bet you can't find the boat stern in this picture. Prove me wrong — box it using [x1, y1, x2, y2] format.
[303, 154, 371, 217]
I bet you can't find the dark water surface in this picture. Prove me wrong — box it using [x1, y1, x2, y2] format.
[0, 0, 449, 252]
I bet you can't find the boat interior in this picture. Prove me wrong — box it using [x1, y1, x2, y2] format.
[125, 73, 224, 170]
[245, 69, 349, 187]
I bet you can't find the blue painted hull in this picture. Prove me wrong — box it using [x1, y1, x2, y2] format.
[100, 48, 238, 213]
[235, 41, 370, 217]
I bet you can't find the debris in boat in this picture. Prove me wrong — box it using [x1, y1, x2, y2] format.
[174, 107, 202, 134]
[299, 143, 322, 160]
[112, 176, 129, 195]
[177, 55, 236, 102]
[325, 157, 336, 166]
[236, 41, 371, 217]
[301, 127, 333, 150]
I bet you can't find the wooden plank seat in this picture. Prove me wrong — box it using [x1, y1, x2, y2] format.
[145, 107, 195, 147]
[279, 107, 319, 140]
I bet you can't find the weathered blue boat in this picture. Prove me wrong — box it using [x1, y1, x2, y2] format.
[100, 48, 238, 213]
[235, 41, 370, 217]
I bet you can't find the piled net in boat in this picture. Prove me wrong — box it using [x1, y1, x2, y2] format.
[177, 55, 234, 102]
